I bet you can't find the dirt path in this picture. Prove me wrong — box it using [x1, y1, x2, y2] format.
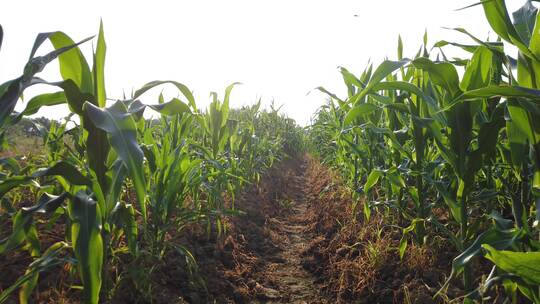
[253, 159, 325, 303]
[182, 157, 329, 303]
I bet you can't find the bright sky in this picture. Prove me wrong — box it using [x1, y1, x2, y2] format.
[0, 0, 526, 125]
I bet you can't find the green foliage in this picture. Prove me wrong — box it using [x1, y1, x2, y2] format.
[0, 23, 304, 303]
[308, 0, 540, 301]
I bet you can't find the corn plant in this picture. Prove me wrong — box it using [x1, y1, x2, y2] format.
[0, 20, 305, 302]
[308, 0, 540, 301]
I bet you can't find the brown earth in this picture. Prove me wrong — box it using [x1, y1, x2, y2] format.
[0, 157, 329, 303]
[174, 156, 329, 303]
[2, 155, 494, 303]
[171, 155, 459, 303]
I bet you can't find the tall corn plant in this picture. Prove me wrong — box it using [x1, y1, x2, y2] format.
[0, 24, 118, 303]
[140, 106, 204, 256]
[0, 24, 194, 303]
[0, 19, 307, 303]
[308, 0, 540, 301]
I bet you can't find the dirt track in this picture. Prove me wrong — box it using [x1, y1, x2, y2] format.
[186, 156, 331, 303]
[251, 159, 326, 304]
[107, 155, 451, 303]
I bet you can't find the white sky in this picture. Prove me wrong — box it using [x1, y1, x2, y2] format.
[0, 0, 526, 125]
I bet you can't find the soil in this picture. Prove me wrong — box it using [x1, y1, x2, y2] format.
[172, 155, 459, 303]
[177, 156, 329, 303]
[1, 155, 481, 303]
[249, 160, 324, 304]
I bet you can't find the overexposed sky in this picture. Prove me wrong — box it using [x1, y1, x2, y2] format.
[0, 0, 526, 125]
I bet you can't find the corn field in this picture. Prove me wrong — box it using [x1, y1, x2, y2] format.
[2, 0, 540, 303]
[0, 21, 305, 303]
[309, 0, 540, 302]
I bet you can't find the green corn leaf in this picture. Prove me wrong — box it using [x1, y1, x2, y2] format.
[464, 85, 540, 99]
[506, 109, 528, 170]
[483, 244, 540, 285]
[397, 35, 403, 60]
[126, 99, 146, 120]
[512, 0, 537, 45]
[340, 67, 363, 97]
[445, 228, 523, 287]
[449, 27, 507, 58]
[0, 24, 3, 53]
[433, 40, 479, 53]
[454, 1, 492, 12]
[435, 183, 462, 223]
[0, 211, 32, 254]
[54, 79, 95, 114]
[32, 161, 92, 186]
[18, 268, 38, 304]
[0, 156, 21, 174]
[22, 193, 68, 214]
[507, 99, 540, 144]
[412, 57, 461, 97]
[518, 51, 537, 88]
[427, 216, 462, 249]
[84, 124, 109, 208]
[19, 91, 67, 117]
[440, 85, 540, 113]
[481, 0, 536, 59]
[351, 60, 409, 105]
[529, 3, 540, 58]
[148, 98, 191, 116]
[386, 167, 406, 188]
[0, 212, 39, 303]
[0, 242, 68, 304]
[460, 46, 493, 91]
[371, 81, 442, 118]
[111, 201, 138, 255]
[362, 198, 372, 221]
[399, 235, 408, 259]
[134, 80, 195, 110]
[478, 107, 501, 143]
[0, 34, 92, 128]
[436, 228, 523, 297]
[364, 170, 383, 193]
[0, 78, 17, 126]
[93, 20, 106, 108]
[19, 221, 40, 304]
[343, 103, 378, 125]
[488, 211, 514, 230]
[83, 101, 147, 219]
[399, 219, 422, 259]
[105, 159, 127, 215]
[0, 176, 36, 199]
[316, 86, 345, 106]
[68, 192, 103, 304]
[26, 33, 93, 79]
[4, 78, 92, 126]
[369, 60, 410, 86]
[48, 32, 94, 93]
[223, 83, 241, 127]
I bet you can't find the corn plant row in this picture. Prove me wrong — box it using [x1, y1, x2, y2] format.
[309, 0, 540, 302]
[0, 23, 305, 303]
